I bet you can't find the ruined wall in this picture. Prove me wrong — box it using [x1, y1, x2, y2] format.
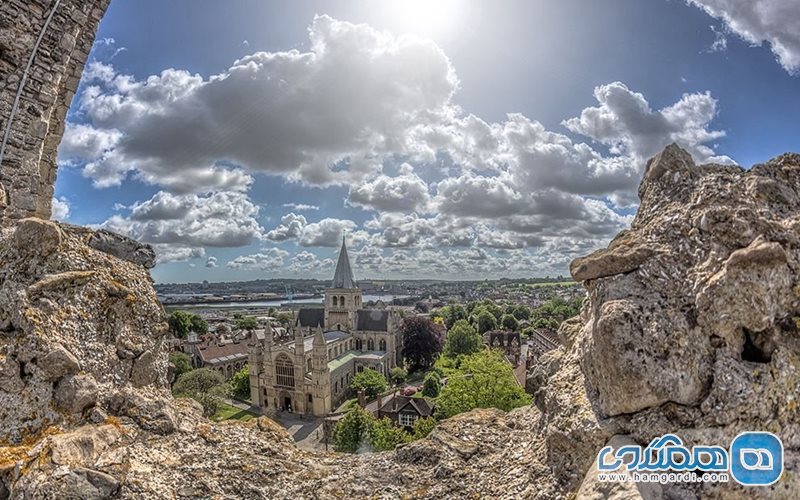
[0, 0, 110, 223]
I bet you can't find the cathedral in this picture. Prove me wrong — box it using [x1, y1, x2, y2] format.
[248, 238, 403, 416]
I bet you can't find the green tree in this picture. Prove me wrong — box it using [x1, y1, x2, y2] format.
[412, 417, 437, 439]
[276, 312, 294, 325]
[501, 314, 519, 331]
[400, 316, 444, 371]
[389, 366, 408, 385]
[172, 368, 228, 416]
[167, 311, 192, 338]
[475, 310, 498, 334]
[512, 305, 531, 321]
[229, 365, 250, 400]
[368, 417, 411, 451]
[189, 314, 208, 335]
[444, 319, 483, 357]
[422, 372, 441, 397]
[435, 350, 531, 419]
[439, 304, 467, 330]
[333, 405, 373, 453]
[234, 316, 259, 332]
[351, 369, 388, 400]
[168, 352, 193, 378]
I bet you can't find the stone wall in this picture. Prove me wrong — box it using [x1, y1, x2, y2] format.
[0, 0, 109, 223]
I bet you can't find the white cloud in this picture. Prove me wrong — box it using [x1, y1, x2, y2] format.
[266, 213, 307, 242]
[51, 197, 70, 221]
[205, 256, 219, 268]
[282, 203, 319, 211]
[227, 248, 290, 270]
[689, 0, 800, 74]
[348, 165, 431, 213]
[299, 218, 359, 247]
[288, 251, 335, 274]
[100, 191, 265, 264]
[64, 15, 458, 190]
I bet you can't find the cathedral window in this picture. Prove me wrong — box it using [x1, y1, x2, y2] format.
[356, 339, 362, 350]
[379, 339, 386, 351]
[367, 339, 374, 350]
[340, 295, 345, 306]
[333, 296, 338, 306]
[275, 355, 295, 388]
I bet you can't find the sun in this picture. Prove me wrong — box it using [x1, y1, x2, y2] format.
[382, 0, 463, 39]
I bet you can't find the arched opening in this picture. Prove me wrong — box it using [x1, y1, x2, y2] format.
[379, 339, 386, 351]
[355, 338, 362, 350]
[333, 296, 338, 307]
[367, 338, 374, 350]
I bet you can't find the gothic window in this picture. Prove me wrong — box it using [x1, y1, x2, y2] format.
[379, 339, 386, 351]
[357, 365, 364, 373]
[356, 339, 363, 350]
[307, 394, 313, 403]
[335, 380, 339, 393]
[367, 338, 374, 350]
[333, 296, 338, 306]
[275, 355, 295, 388]
[340, 295, 345, 306]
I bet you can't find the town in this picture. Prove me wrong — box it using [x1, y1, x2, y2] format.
[165, 238, 582, 452]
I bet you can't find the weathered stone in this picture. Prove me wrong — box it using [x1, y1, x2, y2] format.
[13, 217, 62, 256]
[88, 229, 157, 268]
[41, 345, 81, 380]
[577, 435, 663, 500]
[49, 424, 121, 467]
[130, 350, 158, 387]
[54, 374, 98, 414]
[570, 243, 656, 281]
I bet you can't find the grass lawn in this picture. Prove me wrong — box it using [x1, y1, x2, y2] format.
[211, 402, 258, 422]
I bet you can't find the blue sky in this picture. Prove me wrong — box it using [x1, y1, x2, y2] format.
[53, 0, 800, 283]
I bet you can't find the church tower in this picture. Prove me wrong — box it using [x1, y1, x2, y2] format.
[325, 236, 362, 331]
[311, 326, 332, 414]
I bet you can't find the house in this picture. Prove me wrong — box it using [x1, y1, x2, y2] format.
[377, 394, 433, 428]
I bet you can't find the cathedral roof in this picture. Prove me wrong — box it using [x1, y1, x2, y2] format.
[296, 308, 325, 328]
[356, 309, 390, 331]
[331, 236, 357, 289]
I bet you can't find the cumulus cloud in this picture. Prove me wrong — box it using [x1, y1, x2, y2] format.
[266, 213, 307, 242]
[288, 251, 335, 274]
[347, 165, 431, 213]
[299, 218, 359, 247]
[227, 248, 290, 270]
[689, 0, 800, 74]
[51, 197, 70, 221]
[66, 16, 736, 278]
[63, 15, 458, 190]
[99, 191, 265, 264]
[205, 256, 219, 268]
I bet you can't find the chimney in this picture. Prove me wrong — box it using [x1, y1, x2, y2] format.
[357, 390, 365, 408]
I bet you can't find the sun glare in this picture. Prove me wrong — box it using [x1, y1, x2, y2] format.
[382, 0, 463, 39]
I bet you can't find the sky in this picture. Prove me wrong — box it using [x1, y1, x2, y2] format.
[53, 0, 800, 283]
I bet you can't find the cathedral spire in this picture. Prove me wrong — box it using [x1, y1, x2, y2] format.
[331, 234, 357, 289]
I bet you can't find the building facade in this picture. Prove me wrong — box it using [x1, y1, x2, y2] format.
[248, 237, 403, 416]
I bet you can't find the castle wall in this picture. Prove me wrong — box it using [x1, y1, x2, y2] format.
[0, 0, 110, 223]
